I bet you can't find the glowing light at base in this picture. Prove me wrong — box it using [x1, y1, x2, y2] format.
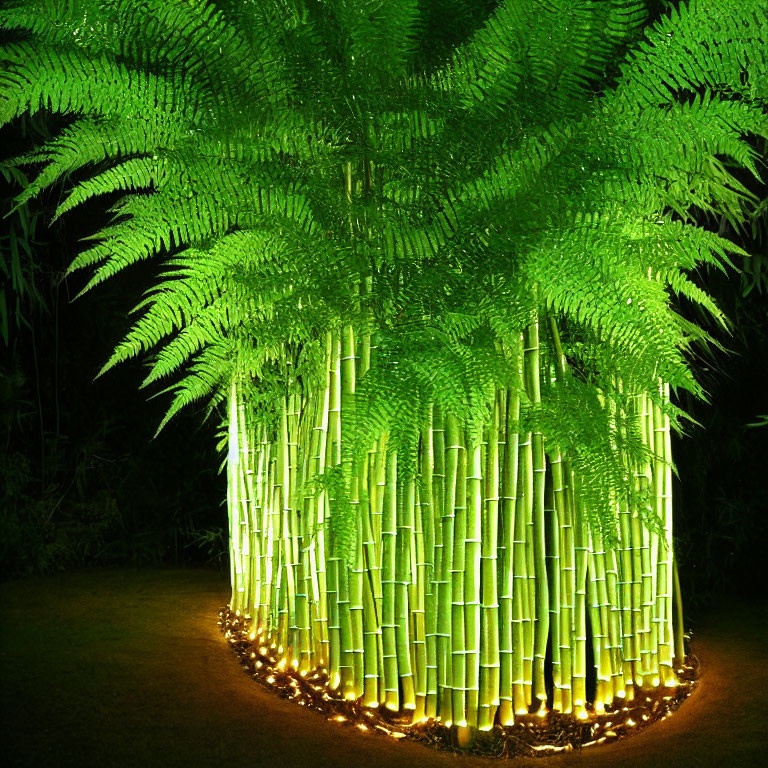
[219, 607, 699, 757]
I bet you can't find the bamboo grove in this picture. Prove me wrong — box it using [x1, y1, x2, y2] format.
[226, 327, 683, 729]
[1, 0, 766, 740]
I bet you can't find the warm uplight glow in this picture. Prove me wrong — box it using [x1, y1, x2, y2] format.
[219, 607, 696, 755]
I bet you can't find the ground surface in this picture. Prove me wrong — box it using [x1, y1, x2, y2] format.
[1, 568, 765, 768]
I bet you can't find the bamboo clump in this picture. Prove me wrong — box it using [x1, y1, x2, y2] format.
[226, 324, 686, 732]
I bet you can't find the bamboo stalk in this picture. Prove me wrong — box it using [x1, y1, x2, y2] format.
[499, 362, 522, 725]
[326, 333, 342, 689]
[569, 510, 589, 719]
[513, 426, 533, 714]
[444, 413, 467, 725]
[422, 407, 440, 719]
[464, 423, 483, 728]
[381, 447, 400, 710]
[409, 475, 427, 719]
[436, 408, 455, 724]
[525, 321, 549, 706]
[227, 379, 244, 612]
[548, 456, 563, 713]
[558, 468, 574, 715]
[478, 395, 501, 730]
[394, 479, 416, 710]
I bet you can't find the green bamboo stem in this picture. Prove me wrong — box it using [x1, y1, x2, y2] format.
[589, 529, 619, 708]
[548, 456, 563, 713]
[569, 471, 588, 716]
[464, 424, 483, 728]
[298, 396, 315, 649]
[654, 385, 676, 684]
[558, 474, 574, 714]
[422, 407, 440, 719]
[268, 453, 281, 646]
[350, 509, 366, 699]
[523, 429, 536, 712]
[586, 537, 609, 711]
[368, 434, 386, 700]
[368, 435, 385, 631]
[256, 427, 271, 629]
[243, 402, 262, 625]
[443, 413, 467, 725]
[314, 342, 332, 664]
[263, 442, 277, 638]
[395, 476, 416, 710]
[361, 460, 381, 705]
[603, 532, 625, 700]
[411, 475, 428, 720]
[525, 321, 549, 706]
[341, 324, 364, 698]
[381, 447, 400, 710]
[288, 392, 307, 669]
[637, 392, 657, 685]
[236, 390, 253, 614]
[227, 378, 244, 612]
[326, 333, 342, 689]
[513, 426, 533, 714]
[278, 397, 298, 659]
[436, 409, 455, 724]
[499, 366, 521, 725]
[478, 395, 501, 730]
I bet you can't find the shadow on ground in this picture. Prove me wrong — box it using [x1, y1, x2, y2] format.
[1, 569, 765, 768]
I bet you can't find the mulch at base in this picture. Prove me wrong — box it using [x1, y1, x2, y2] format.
[220, 606, 698, 758]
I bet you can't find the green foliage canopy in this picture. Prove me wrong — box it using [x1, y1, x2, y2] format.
[0, 0, 766, 539]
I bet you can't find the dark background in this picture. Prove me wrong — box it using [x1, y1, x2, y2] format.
[1, 116, 226, 577]
[1, 114, 766, 613]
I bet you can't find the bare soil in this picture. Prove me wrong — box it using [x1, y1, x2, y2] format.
[1, 568, 765, 768]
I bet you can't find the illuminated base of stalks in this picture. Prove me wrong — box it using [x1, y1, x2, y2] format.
[220, 607, 699, 757]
